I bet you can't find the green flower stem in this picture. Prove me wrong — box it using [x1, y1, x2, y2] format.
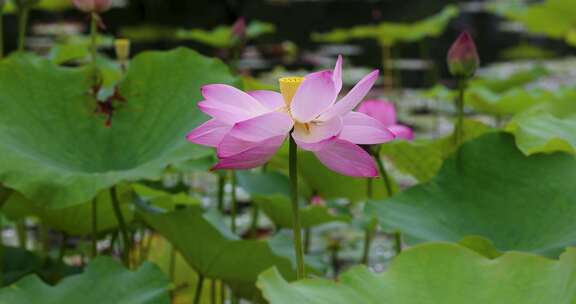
[192, 274, 205, 304]
[454, 78, 467, 167]
[289, 137, 306, 279]
[210, 280, 216, 304]
[89, 12, 99, 85]
[249, 204, 260, 238]
[169, 245, 176, 300]
[230, 171, 237, 234]
[374, 150, 403, 254]
[17, 6, 29, 52]
[16, 220, 27, 249]
[0, 9, 4, 59]
[110, 186, 131, 267]
[217, 173, 225, 212]
[361, 178, 375, 265]
[91, 198, 98, 258]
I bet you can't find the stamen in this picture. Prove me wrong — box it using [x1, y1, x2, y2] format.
[279, 77, 304, 106]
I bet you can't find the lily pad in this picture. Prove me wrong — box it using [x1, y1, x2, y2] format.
[368, 132, 576, 256]
[380, 120, 491, 182]
[0, 48, 235, 208]
[0, 257, 170, 304]
[258, 243, 576, 304]
[140, 206, 310, 300]
[506, 98, 576, 155]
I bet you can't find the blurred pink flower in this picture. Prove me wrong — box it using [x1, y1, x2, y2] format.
[187, 56, 394, 177]
[310, 195, 325, 207]
[73, 0, 112, 13]
[231, 17, 247, 40]
[357, 100, 414, 140]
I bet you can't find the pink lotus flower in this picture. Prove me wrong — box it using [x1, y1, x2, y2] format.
[447, 32, 479, 78]
[73, 0, 112, 13]
[187, 56, 395, 177]
[357, 100, 414, 140]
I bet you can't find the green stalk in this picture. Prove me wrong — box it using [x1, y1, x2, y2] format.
[110, 186, 131, 267]
[89, 12, 99, 86]
[454, 78, 466, 168]
[16, 220, 27, 249]
[192, 274, 205, 304]
[217, 174, 225, 212]
[17, 6, 29, 52]
[230, 171, 237, 234]
[289, 137, 305, 279]
[361, 178, 375, 265]
[373, 151, 402, 254]
[0, 9, 4, 59]
[169, 246, 176, 300]
[91, 198, 98, 258]
[210, 280, 216, 304]
[249, 204, 260, 238]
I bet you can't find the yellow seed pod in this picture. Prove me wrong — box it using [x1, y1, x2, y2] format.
[279, 77, 304, 106]
[114, 38, 131, 63]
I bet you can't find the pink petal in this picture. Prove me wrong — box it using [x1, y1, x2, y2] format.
[292, 116, 343, 151]
[357, 99, 397, 126]
[314, 139, 378, 177]
[186, 119, 231, 147]
[339, 112, 395, 145]
[248, 90, 285, 111]
[290, 71, 337, 123]
[213, 135, 286, 170]
[217, 112, 293, 157]
[388, 124, 414, 140]
[228, 112, 294, 142]
[203, 84, 267, 112]
[198, 100, 256, 124]
[318, 70, 380, 121]
[333, 55, 343, 94]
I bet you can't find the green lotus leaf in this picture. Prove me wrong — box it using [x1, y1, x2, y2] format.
[0, 48, 234, 208]
[176, 21, 276, 48]
[380, 120, 491, 182]
[312, 6, 458, 46]
[493, 0, 576, 42]
[368, 132, 576, 256]
[257, 242, 576, 304]
[140, 206, 313, 300]
[0, 257, 170, 304]
[506, 97, 576, 155]
[1, 185, 133, 236]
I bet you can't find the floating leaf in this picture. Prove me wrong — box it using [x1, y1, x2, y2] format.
[0, 257, 170, 304]
[506, 98, 576, 155]
[368, 132, 576, 256]
[0, 48, 235, 208]
[141, 206, 311, 300]
[380, 120, 491, 182]
[258, 243, 576, 304]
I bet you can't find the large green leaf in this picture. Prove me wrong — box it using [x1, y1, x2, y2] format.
[1, 186, 134, 236]
[506, 97, 576, 155]
[0, 48, 234, 208]
[380, 120, 491, 182]
[312, 6, 458, 46]
[236, 171, 347, 228]
[0, 257, 170, 304]
[368, 132, 576, 255]
[141, 206, 307, 300]
[257, 243, 576, 304]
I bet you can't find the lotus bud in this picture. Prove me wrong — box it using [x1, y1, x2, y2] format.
[114, 38, 130, 64]
[447, 32, 479, 78]
[279, 77, 304, 106]
[231, 17, 246, 40]
[73, 0, 112, 14]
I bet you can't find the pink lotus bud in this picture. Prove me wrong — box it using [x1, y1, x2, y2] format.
[447, 32, 479, 78]
[231, 17, 246, 40]
[311, 196, 325, 207]
[73, 0, 112, 14]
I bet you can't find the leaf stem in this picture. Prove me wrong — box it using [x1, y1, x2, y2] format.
[91, 198, 98, 257]
[90, 12, 99, 86]
[289, 137, 306, 279]
[455, 78, 467, 168]
[193, 274, 205, 304]
[110, 186, 131, 267]
[230, 171, 237, 234]
[361, 178, 374, 265]
[249, 204, 259, 238]
[17, 7, 29, 52]
[217, 173, 226, 212]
